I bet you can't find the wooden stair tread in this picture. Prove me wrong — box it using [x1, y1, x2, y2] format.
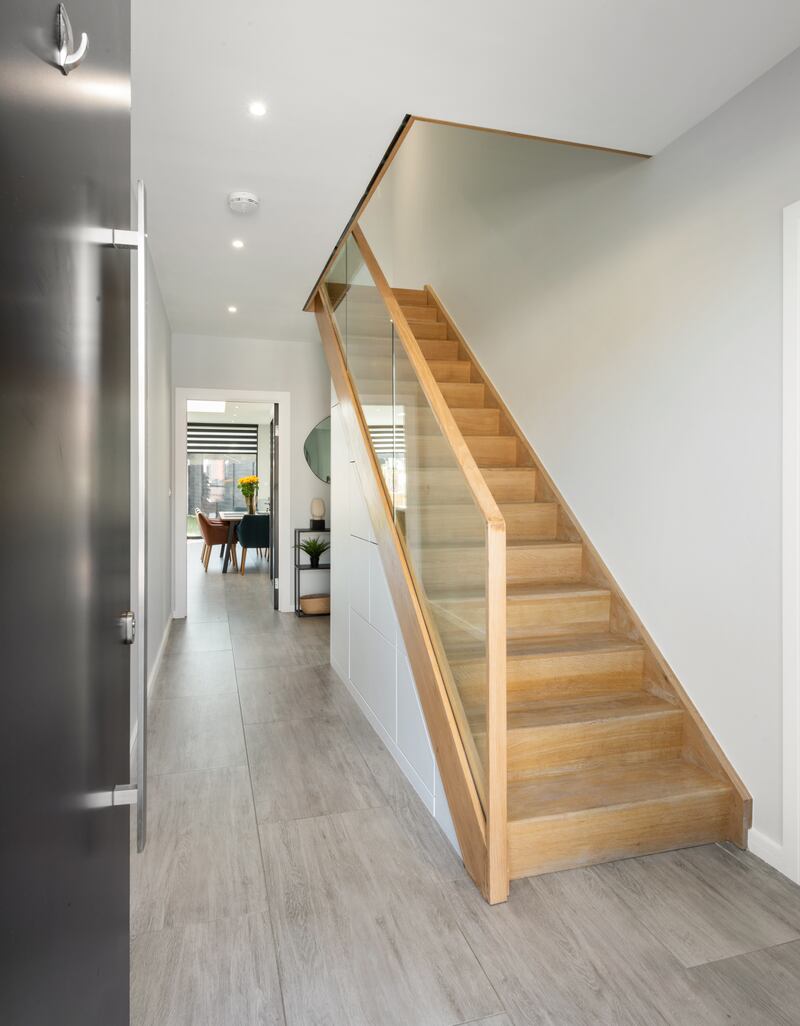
[468, 689, 674, 729]
[501, 691, 677, 730]
[421, 539, 581, 552]
[508, 759, 730, 823]
[434, 582, 610, 602]
[451, 631, 643, 664]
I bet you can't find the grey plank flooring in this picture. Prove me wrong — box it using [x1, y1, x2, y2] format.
[148, 693, 246, 775]
[131, 913, 284, 1026]
[155, 649, 237, 699]
[261, 807, 502, 1026]
[596, 844, 800, 967]
[131, 766, 267, 935]
[132, 540, 800, 1026]
[686, 939, 800, 1026]
[237, 663, 340, 724]
[245, 714, 382, 823]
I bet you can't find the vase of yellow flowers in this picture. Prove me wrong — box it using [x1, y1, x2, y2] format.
[238, 474, 259, 515]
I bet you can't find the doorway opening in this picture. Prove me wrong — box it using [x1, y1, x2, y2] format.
[174, 388, 292, 616]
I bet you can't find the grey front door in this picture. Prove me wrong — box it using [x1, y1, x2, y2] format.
[0, 3, 133, 1023]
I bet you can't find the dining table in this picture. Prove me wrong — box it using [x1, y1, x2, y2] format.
[218, 512, 243, 574]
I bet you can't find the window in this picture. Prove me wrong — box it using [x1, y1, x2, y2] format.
[186, 423, 258, 536]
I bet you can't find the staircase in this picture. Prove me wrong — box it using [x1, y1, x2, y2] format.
[392, 285, 749, 880]
[313, 224, 750, 902]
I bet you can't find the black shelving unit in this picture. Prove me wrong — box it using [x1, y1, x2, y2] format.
[294, 526, 331, 616]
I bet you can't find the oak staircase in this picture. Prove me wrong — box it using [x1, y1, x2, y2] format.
[312, 225, 751, 904]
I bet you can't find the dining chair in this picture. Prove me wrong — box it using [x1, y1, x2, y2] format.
[196, 510, 237, 571]
[237, 514, 269, 576]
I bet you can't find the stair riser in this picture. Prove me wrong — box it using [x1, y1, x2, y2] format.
[508, 791, 731, 878]
[451, 408, 501, 436]
[395, 435, 518, 469]
[418, 338, 459, 361]
[439, 382, 485, 408]
[506, 545, 582, 584]
[486, 471, 538, 503]
[435, 591, 611, 640]
[401, 505, 554, 546]
[453, 646, 645, 705]
[406, 319, 448, 340]
[505, 711, 683, 778]
[427, 361, 472, 383]
[398, 304, 438, 322]
[393, 288, 429, 306]
[420, 544, 583, 591]
[401, 471, 540, 508]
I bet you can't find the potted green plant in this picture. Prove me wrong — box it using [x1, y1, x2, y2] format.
[296, 535, 330, 569]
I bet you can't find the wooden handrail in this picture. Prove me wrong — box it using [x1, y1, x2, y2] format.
[324, 226, 509, 902]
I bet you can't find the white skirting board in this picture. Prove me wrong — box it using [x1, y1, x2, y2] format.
[330, 656, 461, 857]
[748, 827, 799, 882]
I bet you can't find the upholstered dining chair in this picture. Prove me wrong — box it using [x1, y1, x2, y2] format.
[197, 510, 237, 571]
[237, 514, 269, 576]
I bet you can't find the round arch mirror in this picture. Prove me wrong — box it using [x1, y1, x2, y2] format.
[303, 415, 331, 483]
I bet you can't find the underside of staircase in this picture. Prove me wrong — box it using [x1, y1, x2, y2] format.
[389, 284, 751, 881]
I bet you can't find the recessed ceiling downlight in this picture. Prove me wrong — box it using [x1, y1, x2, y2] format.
[232, 239, 244, 249]
[227, 191, 260, 215]
[227, 306, 238, 314]
[248, 100, 267, 117]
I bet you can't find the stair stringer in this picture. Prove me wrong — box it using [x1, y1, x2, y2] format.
[424, 284, 752, 848]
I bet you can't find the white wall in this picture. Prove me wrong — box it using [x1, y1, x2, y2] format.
[172, 333, 332, 585]
[330, 397, 459, 852]
[361, 50, 800, 860]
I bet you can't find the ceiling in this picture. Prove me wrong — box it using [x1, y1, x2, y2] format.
[188, 401, 274, 426]
[132, 1, 800, 343]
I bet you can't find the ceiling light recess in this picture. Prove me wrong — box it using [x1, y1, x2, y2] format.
[227, 191, 259, 215]
[248, 100, 267, 117]
[187, 399, 226, 414]
[232, 238, 244, 249]
[227, 305, 238, 314]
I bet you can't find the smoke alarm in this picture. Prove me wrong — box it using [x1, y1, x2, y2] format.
[227, 191, 260, 214]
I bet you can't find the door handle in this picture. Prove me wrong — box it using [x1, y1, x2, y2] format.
[55, 4, 88, 75]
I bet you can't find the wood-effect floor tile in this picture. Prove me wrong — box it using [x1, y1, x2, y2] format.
[595, 844, 800, 967]
[236, 664, 341, 725]
[261, 807, 502, 1026]
[686, 938, 800, 1025]
[131, 766, 266, 934]
[245, 715, 381, 823]
[232, 631, 329, 671]
[155, 649, 237, 699]
[148, 694, 246, 775]
[452, 870, 729, 1026]
[130, 912, 284, 1026]
[167, 619, 232, 654]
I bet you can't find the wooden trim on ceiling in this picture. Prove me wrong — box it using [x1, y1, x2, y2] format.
[410, 115, 651, 160]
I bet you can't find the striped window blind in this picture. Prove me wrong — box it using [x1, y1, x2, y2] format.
[187, 423, 258, 454]
[368, 424, 405, 459]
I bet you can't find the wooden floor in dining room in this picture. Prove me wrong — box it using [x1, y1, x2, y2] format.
[130, 539, 800, 1026]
